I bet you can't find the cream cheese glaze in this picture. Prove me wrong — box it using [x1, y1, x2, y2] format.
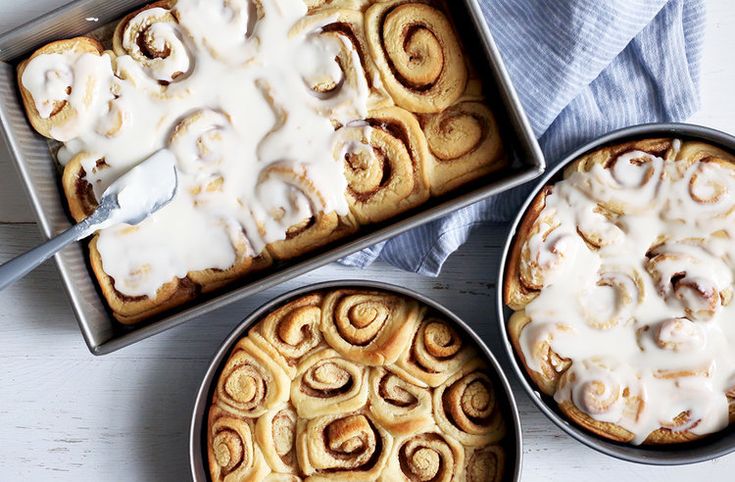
[518, 142, 735, 444]
[20, 0, 373, 298]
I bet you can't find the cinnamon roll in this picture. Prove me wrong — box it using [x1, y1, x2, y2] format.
[290, 348, 369, 417]
[337, 106, 431, 224]
[62, 152, 106, 223]
[88, 235, 199, 324]
[296, 411, 392, 481]
[461, 445, 504, 482]
[17, 37, 114, 141]
[368, 367, 434, 435]
[365, 0, 467, 113]
[394, 314, 475, 387]
[249, 294, 324, 378]
[255, 404, 299, 475]
[207, 288, 510, 480]
[379, 429, 464, 482]
[506, 137, 735, 445]
[208, 408, 271, 482]
[212, 337, 291, 418]
[421, 101, 505, 195]
[112, 1, 193, 84]
[320, 288, 423, 365]
[256, 162, 359, 259]
[433, 359, 506, 446]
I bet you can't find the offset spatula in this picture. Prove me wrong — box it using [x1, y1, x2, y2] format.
[0, 149, 178, 291]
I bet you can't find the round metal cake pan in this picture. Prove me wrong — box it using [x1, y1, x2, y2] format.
[190, 280, 523, 481]
[497, 122, 735, 465]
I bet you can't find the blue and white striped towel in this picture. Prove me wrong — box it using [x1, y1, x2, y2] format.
[341, 0, 705, 275]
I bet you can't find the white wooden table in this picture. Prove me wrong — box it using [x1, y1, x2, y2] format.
[0, 1, 733, 480]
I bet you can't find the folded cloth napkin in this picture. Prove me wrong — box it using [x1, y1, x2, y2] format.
[340, 0, 705, 275]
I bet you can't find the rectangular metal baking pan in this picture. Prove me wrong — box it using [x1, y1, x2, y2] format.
[0, 0, 544, 354]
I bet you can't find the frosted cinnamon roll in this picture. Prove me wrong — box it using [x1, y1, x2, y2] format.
[296, 411, 392, 480]
[564, 138, 673, 215]
[174, 0, 261, 64]
[212, 337, 290, 418]
[290, 8, 390, 113]
[379, 429, 464, 482]
[337, 106, 431, 224]
[255, 161, 358, 258]
[433, 359, 505, 446]
[394, 315, 475, 388]
[255, 403, 299, 475]
[249, 294, 324, 378]
[320, 288, 423, 365]
[113, 1, 193, 84]
[645, 239, 732, 321]
[290, 348, 369, 417]
[17, 37, 114, 141]
[461, 445, 504, 482]
[579, 264, 645, 330]
[208, 408, 271, 482]
[62, 152, 107, 222]
[365, 0, 467, 113]
[504, 187, 587, 310]
[421, 101, 505, 195]
[88, 236, 199, 324]
[368, 367, 433, 435]
[507, 312, 571, 396]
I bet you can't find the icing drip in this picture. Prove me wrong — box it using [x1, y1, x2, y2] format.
[21, 0, 372, 298]
[520, 142, 735, 443]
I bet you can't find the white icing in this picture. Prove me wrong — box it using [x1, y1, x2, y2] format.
[21, 0, 372, 298]
[519, 142, 735, 444]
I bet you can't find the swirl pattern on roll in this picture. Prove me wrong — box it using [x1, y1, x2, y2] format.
[208, 409, 270, 482]
[379, 430, 464, 482]
[433, 359, 505, 446]
[368, 367, 433, 435]
[365, 0, 467, 113]
[213, 338, 290, 418]
[291, 348, 369, 417]
[395, 315, 474, 387]
[113, 1, 192, 84]
[338, 106, 431, 224]
[422, 101, 505, 195]
[250, 294, 324, 377]
[320, 288, 422, 365]
[255, 404, 299, 475]
[462, 445, 505, 482]
[297, 411, 392, 480]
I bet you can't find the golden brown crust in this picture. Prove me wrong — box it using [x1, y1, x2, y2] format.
[207, 288, 510, 479]
[266, 212, 358, 261]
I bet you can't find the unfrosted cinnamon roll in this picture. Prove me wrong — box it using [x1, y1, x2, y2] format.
[337, 106, 431, 224]
[461, 445, 504, 482]
[379, 429, 464, 482]
[17, 37, 114, 141]
[212, 337, 291, 418]
[394, 315, 475, 387]
[433, 359, 506, 446]
[113, 1, 193, 84]
[208, 408, 271, 482]
[255, 403, 299, 475]
[421, 101, 505, 195]
[320, 288, 423, 365]
[365, 0, 467, 114]
[305, 0, 371, 11]
[368, 366, 433, 435]
[249, 294, 324, 378]
[296, 411, 392, 481]
[290, 347, 369, 417]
